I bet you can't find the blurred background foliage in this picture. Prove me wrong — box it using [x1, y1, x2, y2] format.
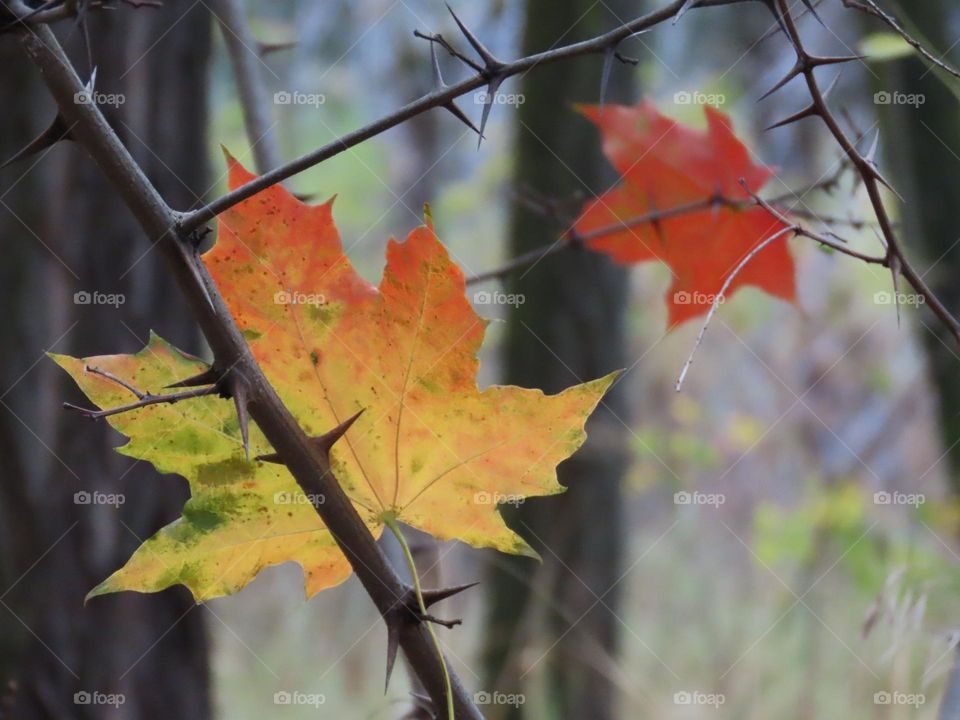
[3, 1, 960, 718]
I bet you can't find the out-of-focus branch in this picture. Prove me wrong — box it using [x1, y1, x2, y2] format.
[177, 0, 749, 233]
[843, 0, 960, 80]
[769, 0, 960, 346]
[211, 0, 282, 173]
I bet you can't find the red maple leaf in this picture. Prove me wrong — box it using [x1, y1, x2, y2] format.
[574, 101, 796, 326]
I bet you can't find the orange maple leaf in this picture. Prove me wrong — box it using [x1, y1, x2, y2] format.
[52, 156, 616, 601]
[574, 101, 796, 326]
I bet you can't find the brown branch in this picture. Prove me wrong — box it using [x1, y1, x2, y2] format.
[768, 0, 960, 347]
[466, 175, 878, 286]
[64, 385, 220, 420]
[177, 0, 748, 233]
[211, 0, 282, 174]
[20, 25, 482, 719]
[843, 0, 960, 80]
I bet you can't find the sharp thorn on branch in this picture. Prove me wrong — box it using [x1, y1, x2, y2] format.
[1, 114, 73, 169]
[445, 3, 503, 71]
[864, 129, 881, 167]
[599, 46, 615, 111]
[673, 0, 698, 25]
[231, 377, 251, 459]
[429, 41, 482, 136]
[257, 40, 296, 57]
[384, 613, 401, 693]
[476, 74, 504, 148]
[758, 61, 803, 102]
[164, 366, 222, 389]
[764, 103, 818, 131]
[800, 0, 826, 27]
[820, 72, 841, 101]
[890, 254, 903, 328]
[421, 582, 479, 608]
[256, 409, 364, 463]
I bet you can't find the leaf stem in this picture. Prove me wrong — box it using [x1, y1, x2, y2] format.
[383, 514, 454, 720]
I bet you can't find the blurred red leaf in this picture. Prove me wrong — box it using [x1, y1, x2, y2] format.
[574, 101, 796, 326]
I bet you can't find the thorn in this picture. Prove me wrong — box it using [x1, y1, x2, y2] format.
[231, 378, 251, 459]
[890, 254, 903, 328]
[764, 103, 819, 131]
[758, 62, 803, 102]
[407, 691, 435, 716]
[256, 409, 364, 463]
[430, 41, 482, 136]
[257, 39, 297, 57]
[1, 114, 72, 169]
[476, 74, 504, 148]
[429, 39, 445, 88]
[384, 614, 401, 693]
[444, 5, 505, 147]
[164, 366, 222, 389]
[820, 72, 841, 101]
[673, 0, 698, 24]
[760, 0, 791, 43]
[313, 409, 364, 453]
[599, 46, 615, 111]
[421, 582, 479, 609]
[800, 0, 825, 26]
[446, 3, 503, 70]
[869, 165, 905, 203]
[864, 129, 881, 166]
[808, 54, 865, 70]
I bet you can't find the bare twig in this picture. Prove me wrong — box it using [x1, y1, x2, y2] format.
[844, 0, 960, 80]
[211, 0, 282, 173]
[767, 0, 960, 346]
[177, 0, 747, 233]
[64, 384, 220, 419]
[675, 224, 797, 392]
[21, 25, 482, 718]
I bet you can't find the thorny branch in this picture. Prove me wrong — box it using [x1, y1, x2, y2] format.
[7, 0, 960, 716]
[842, 0, 960, 80]
[466, 161, 877, 286]
[768, 0, 960, 346]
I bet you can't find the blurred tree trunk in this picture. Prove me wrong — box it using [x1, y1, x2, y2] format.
[0, 4, 212, 718]
[874, 3, 960, 490]
[482, 2, 634, 718]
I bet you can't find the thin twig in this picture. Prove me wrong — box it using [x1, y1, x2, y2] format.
[212, 0, 282, 173]
[64, 385, 220, 419]
[843, 0, 960, 80]
[177, 0, 750, 233]
[675, 224, 797, 392]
